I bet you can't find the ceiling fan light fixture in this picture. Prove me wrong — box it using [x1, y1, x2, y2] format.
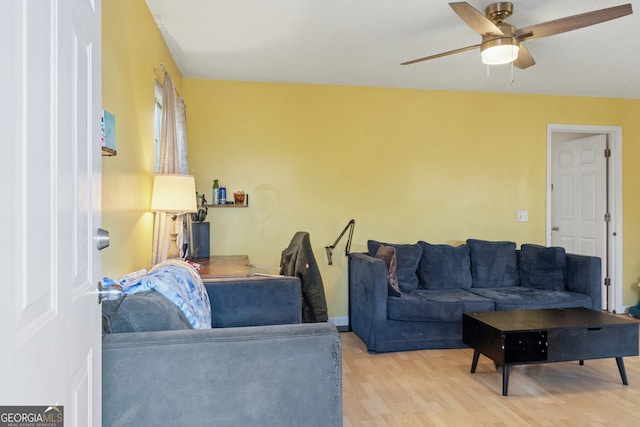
[401, 2, 633, 70]
[481, 38, 519, 65]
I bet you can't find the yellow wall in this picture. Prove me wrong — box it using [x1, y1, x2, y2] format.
[101, 0, 183, 277]
[184, 79, 640, 319]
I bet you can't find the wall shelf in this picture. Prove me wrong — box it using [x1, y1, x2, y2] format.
[207, 194, 248, 208]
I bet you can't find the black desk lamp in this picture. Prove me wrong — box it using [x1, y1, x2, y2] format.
[325, 219, 355, 265]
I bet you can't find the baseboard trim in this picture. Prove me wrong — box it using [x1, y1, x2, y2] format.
[330, 316, 350, 332]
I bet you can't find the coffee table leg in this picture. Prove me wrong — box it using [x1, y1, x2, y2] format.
[471, 350, 480, 373]
[616, 357, 629, 385]
[502, 365, 510, 396]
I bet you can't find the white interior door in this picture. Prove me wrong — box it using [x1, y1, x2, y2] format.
[0, 0, 102, 425]
[550, 134, 606, 307]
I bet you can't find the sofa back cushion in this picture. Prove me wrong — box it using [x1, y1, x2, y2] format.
[205, 277, 302, 327]
[417, 241, 472, 289]
[467, 239, 519, 288]
[368, 240, 422, 292]
[102, 290, 193, 334]
[518, 244, 568, 291]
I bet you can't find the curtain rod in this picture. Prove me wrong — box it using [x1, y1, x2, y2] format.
[154, 63, 182, 98]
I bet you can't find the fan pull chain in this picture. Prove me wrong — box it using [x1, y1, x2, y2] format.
[511, 61, 515, 86]
[510, 43, 516, 86]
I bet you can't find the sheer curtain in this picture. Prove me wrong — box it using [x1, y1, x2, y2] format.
[151, 71, 191, 265]
[175, 94, 193, 257]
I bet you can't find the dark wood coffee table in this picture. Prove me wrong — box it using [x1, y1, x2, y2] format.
[462, 308, 639, 396]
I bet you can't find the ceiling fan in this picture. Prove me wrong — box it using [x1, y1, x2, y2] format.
[401, 2, 633, 69]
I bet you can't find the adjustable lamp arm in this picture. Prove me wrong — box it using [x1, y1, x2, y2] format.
[325, 219, 355, 265]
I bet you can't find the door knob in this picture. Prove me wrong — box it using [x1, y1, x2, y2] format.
[551, 226, 559, 231]
[97, 281, 122, 304]
[97, 228, 110, 250]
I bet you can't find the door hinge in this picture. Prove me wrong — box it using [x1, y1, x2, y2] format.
[604, 212, 611, 222]
[604, 277, 611, 287]
[604, 148, 611, 158]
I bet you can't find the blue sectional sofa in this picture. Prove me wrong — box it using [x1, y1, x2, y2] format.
[102, 274, 342, 427]
[349, 239, 602, 353]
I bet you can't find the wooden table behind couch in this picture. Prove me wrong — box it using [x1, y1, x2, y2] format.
[196, 255, 251, 280]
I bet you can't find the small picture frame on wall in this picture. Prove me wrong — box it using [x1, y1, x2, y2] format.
[102, 109, 117, 156]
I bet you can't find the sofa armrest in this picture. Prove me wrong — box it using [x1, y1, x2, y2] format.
[566, 253, 602, 310]
[348, 252, 389, 322]
[103, 322, 341, 427]
[204, 276, 302, 327]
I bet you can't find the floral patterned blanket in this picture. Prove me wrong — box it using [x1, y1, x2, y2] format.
[120, 259, 211, 329]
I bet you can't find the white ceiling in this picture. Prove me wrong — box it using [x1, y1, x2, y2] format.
[145, 0, 640, 98]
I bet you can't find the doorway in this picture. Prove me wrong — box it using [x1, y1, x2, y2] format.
[547, 124, 623, 313]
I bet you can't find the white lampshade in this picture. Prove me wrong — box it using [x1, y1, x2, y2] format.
[481, 43, 519, 65]
[151, 174, 198, 213]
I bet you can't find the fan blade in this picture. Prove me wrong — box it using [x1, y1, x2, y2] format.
[513, 44, 535, 69]
[449, 2, 504, 36]
[401, 44, 481, 65]
[515, 3, 633, 41]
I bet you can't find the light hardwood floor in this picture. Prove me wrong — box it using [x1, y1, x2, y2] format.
[342, 319, 640, 427]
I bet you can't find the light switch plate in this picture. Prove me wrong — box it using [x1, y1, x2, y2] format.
[517, 210, 528, 222]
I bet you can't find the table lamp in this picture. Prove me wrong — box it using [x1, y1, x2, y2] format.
[151, 174, 197, 259]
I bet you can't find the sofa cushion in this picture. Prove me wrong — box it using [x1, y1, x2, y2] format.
[205, 277, 302, 327]
[417, 241, 472, 290]
[368, 240, 422, 292]
[519, 244, 567, 291]
[374, 245, 402, 297]
[388, 289, 495, 322]
[102, 290, 193, 334]
[468, 286, 592, 311]
[467, 239, 519, 288]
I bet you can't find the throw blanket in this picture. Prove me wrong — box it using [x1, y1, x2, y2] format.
[121, 259, 211, 329]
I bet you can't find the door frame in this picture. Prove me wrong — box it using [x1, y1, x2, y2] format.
[546, 124, 623, 313]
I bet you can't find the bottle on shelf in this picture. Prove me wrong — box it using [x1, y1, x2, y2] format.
[212, 179, 220, 205]
[219, 182, 227, 205]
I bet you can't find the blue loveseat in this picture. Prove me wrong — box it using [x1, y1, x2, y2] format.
[349, 239, 602, 353]
[102, 274, 342, 427]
